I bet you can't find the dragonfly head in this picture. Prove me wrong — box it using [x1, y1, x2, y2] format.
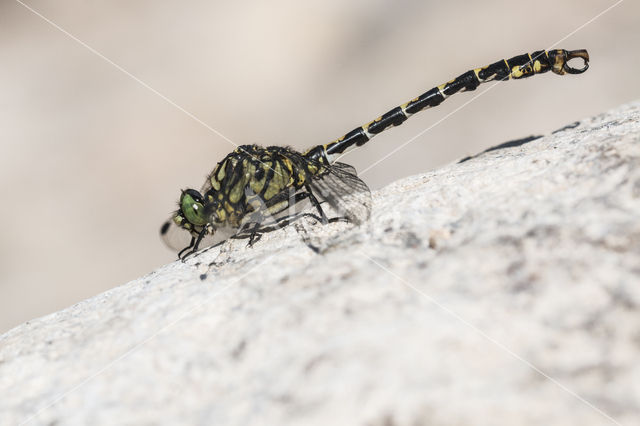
[173, 189, 209, 233]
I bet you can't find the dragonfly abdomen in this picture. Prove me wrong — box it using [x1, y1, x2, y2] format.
[313, 49, 589, 162]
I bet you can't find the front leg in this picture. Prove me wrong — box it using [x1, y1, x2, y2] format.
[178, 236, 196, 261]
[178, 228, 207, 261]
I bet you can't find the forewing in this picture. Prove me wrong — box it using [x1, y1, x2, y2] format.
[309, 162, 371, 225]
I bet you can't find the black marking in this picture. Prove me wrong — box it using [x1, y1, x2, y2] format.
[184, 188, 203, 202]
[442, 70, 481, 96]
[325, 127, 369, 155]
[254, 164, 265, 181]
[405, 87, 445, 115]
[367, 107, 408, 135]
[160, 221, 171, 235]
[508, 53, 533, 68]
[259, 160, 276, 198]
[530, 50, 551, 73]
[477, 59, 510, 81]
[304, 145, 327, 163]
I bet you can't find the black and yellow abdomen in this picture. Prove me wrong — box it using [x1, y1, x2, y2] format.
[309, 49, 589, 162]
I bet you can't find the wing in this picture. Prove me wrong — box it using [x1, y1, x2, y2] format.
[160, 216, 238, 254]
[159, 216, 194, 252]
[308, 162, 371, 225]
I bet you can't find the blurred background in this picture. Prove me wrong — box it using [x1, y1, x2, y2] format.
[1, 0, 638, 333]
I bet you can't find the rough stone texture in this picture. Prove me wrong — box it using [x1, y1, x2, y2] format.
[2, 102, 639, 426]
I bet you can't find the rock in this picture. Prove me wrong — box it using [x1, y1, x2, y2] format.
[2, 102, 639, 426]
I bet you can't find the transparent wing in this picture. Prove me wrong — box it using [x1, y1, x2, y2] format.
[160, 217, 194, 252]
[199, 174, 214, 195]
[308, 162, 371, 225]
[160, 217, 237, 254]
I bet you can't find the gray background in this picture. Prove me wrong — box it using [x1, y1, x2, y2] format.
[1, 0, 638, 333]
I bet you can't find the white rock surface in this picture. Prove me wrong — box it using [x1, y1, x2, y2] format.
[2, 102, 639, 426]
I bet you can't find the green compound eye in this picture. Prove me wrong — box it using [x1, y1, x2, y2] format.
[180, 190, 207, 227]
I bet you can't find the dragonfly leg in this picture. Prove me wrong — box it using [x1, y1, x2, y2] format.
[179, 228, 207, 261]
[177, 236, 195, 261]
[231, 188, 346, 246]
[305, 184, 329, 224]
[247, 222, 263, 247]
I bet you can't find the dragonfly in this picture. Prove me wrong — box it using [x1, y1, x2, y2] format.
[161, 48, 589, 259]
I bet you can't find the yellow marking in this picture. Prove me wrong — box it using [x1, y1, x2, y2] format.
[264, 180, 279, 200]
[216, 208, 226, 222]
[324, 134, 344, 152]
[551, 50, 565, 74]
[510, 65, 525, 78]
[218, 193, 223, 200]
[401, 96, 419, 114]
[307, 163, 319, 175]
[209, 164, 221, 190]
[508, 53, 535, 79]
[243, 161, 255, 183]
[286, 168, 294, 186]
[281, 157, 295, 186]
[297, 171, 306, 185]
[267, 200, 288, 215]
[229, 176, 247, 203]
[250, 175, 266, 194]
[217, 161, 226, 181]
[246, 194, 262, 209]
[221, 205, 238, 226]
[273, 161, 284, 188]
[363, 115, 383, 132]
[262, 161, 288, 200]
[322, 142, 335, 153]
[229, 160, 251, 203]
[173, 216, 183, 225]
[473, 68, 482, 80]
[533, 60, 542, 73]
[503, 59, 511, 79]
[437, 83, 447, 98]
